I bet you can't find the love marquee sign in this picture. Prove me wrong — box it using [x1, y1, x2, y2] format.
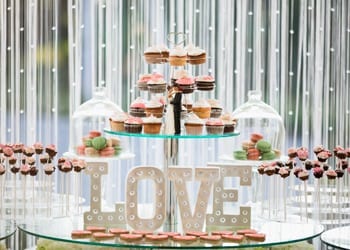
[83, 162, 252, 232]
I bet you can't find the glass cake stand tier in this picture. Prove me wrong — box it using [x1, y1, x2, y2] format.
[321, 225, 350, 249]
[0, 220, 16, 241]
[17, 216, 323, 249]
[104, 129, 240, 139]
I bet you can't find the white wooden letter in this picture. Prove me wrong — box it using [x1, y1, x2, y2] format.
[126, 166, 166, 230]
[206, 164, 252, 228]
[168, 166, 220, 232]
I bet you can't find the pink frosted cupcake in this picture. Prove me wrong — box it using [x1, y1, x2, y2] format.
[147, 74, 167, 93]
[205, 119, 224, 135]
[195, 75, 215, 91]
[171, 69, 189, 86]
[137, 73, 152, 91]
[176, 77, 195, 94]
[124, 117, 143, 133]
[129, 97, 146, 117]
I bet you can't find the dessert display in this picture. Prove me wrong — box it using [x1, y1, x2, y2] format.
[112, 38, 238, 137]
[233, 133, 278, 161]
[75, 130, 122, 157]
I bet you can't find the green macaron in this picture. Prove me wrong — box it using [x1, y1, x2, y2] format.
[261, 151, 276, 160]
[91, 136, 107, 150]
[256, 140, 272, 153]
[233, 150, 247, 160]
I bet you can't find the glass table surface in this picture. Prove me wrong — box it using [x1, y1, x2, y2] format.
[0, 220, 16, 241]
[18, 216, 323, 249]
[321, 225, 350, 249]
[104, 129, 240, 139]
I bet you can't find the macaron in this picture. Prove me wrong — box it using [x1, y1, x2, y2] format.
[99, 146, 115, 157]
[233, 150, 247, 160]
[256, 140, 272, 153]
[247, 148, 260, 160]
[250, 132, 263, 143]
[261, 151, 276, 160]
[91, 136, 107, 150]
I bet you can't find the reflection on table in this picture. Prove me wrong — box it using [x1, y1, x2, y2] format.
[321, 225, 350, 249]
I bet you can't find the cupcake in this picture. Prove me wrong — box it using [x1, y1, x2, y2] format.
[186, 44, 206, 65]
[195, 75, 215, 91]
[192, 99, 211, 119]
[205, 119, 224, 135]
[137, 73, 152, 91]
[145, 98, 164, 118]
[171, 69, 189, 86]
[109, 112, 129, 132]
[207, 99, 223, 118]
[147, 75, 167, 93]
[220, 113, 237, 133]
[184, 113, 204, 135]
[176, 77, 196, 94]
[169, 46, 187, 66]
[144, 44, 169, 64]
[142, 115, 162, 134]
[124, 117, 143, 133]
[129, 97, 146, 117]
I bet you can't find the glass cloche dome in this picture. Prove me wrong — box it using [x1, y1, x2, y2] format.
[69, 87, 123, 156]
[231, 90, 285, 161]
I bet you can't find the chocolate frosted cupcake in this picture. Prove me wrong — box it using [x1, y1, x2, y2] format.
[124, 117, 143, 133]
